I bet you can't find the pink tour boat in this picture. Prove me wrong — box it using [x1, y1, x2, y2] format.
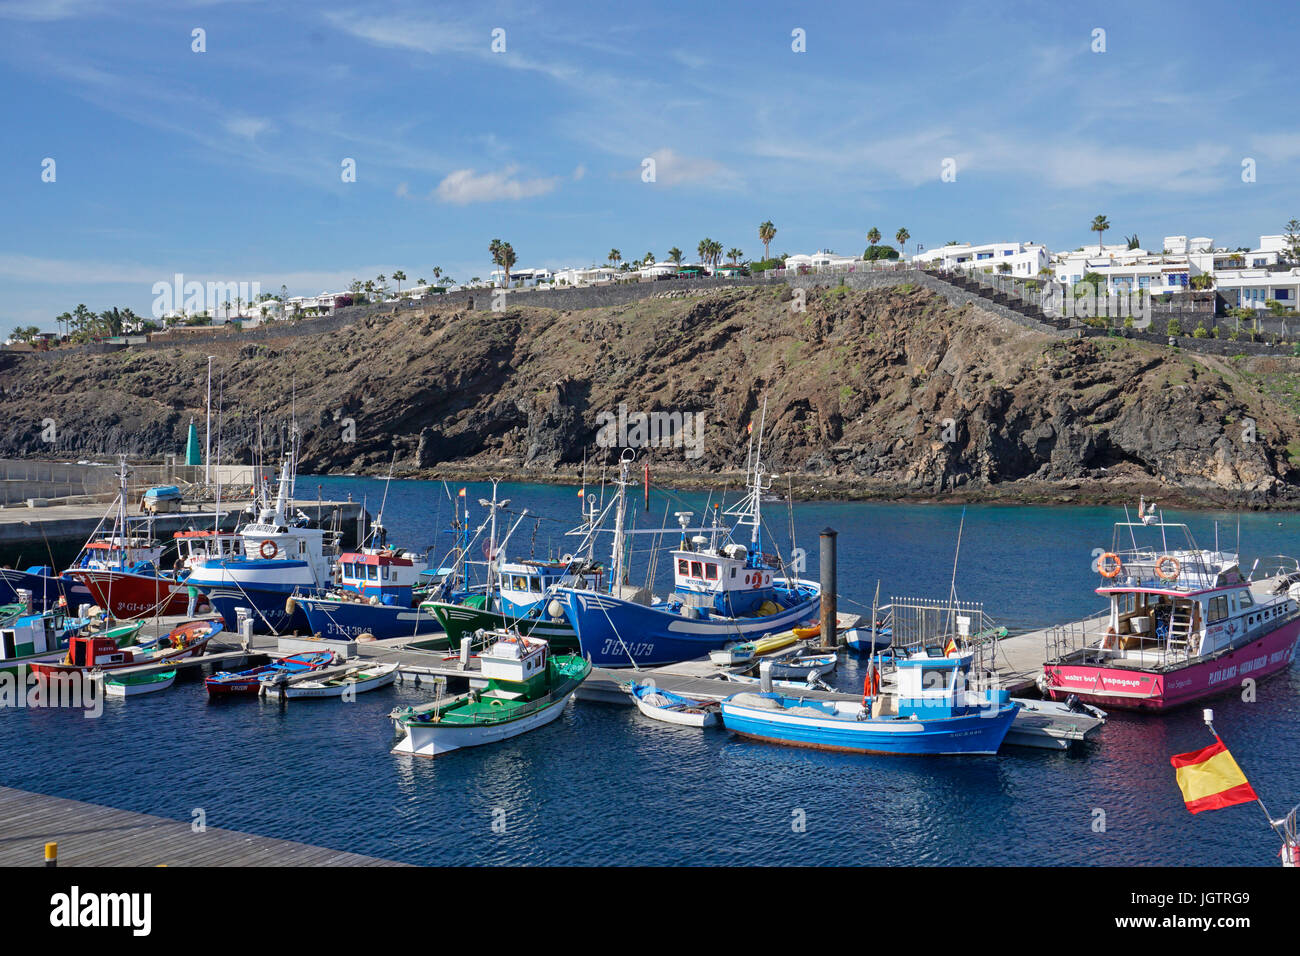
[1041, 500, 1300, 712]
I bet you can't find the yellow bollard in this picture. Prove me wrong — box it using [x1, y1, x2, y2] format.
[44, 842, 57, 867]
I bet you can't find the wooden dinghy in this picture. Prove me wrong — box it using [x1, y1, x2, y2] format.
[264, 661, 400, 699]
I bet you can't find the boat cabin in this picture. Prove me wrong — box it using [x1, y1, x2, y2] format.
[62, 635, 133, 669]
[498, 560, 603, 616]
[478, 631, 549, 694]
[73, 535, 164, 572]
[671, 539, 778, 616]
[894, 649, 1008, 718]
[335, 550, 427, 606]
[1, 612, 66, 662]
[174, 530, 244, 570]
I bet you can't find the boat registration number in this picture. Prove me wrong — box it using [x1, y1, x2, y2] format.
[600, 640, 656, 659]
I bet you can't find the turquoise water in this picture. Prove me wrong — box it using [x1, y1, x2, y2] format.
[1, 477, 1296, 865]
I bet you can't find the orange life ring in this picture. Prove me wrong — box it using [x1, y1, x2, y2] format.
[1155, 555, 1181, 581]
[1098, 552, 1122, 578]
[259, 539, 278, 559]
[862, 669, 880, 702]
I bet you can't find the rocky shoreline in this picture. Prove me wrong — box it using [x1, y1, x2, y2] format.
[3, 285, 1299, 510]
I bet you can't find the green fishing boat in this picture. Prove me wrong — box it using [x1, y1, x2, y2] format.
[390, 630, 590, 757]
[420, 593, 580, 652]
[0, 604, 25, 628]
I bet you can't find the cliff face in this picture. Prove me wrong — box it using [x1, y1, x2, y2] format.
[1, 286, 1298, 505]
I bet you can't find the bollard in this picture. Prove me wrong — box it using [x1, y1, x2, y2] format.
[759, 659, 773, 693]
[819, 528, 839, 646]
[45, 842, 56, 867]
[459, 636, 471, 671]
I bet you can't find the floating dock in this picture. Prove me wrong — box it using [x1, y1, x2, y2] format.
[0, 785, 407, 866]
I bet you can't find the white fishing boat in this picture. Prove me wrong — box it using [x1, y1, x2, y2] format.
[626, 681, 719, 728]
[266, 661, 400, 699]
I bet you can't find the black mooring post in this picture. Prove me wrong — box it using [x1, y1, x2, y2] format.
[819, 528, 838, 646]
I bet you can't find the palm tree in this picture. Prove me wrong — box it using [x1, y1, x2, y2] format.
[867, 227, 881, 249]
[727, 248, 743, 264]
[643, 251, 655, 265]
[668, 247, 683, 266]
[55, 311, 71, 339]
[608, 249, 621, 268]
[758, 221, 776, 262]
[393, 270, 406, 296]
[895, 227, 910, 255]
[1091, 215, 1110, 254]
[489, 239, 517, 287]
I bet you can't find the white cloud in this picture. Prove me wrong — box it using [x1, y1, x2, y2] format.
[434, 166, 559, 204]
[572, 163, 586, 181]
[223, 115, 273, 140]
[640, 148, 739, 188]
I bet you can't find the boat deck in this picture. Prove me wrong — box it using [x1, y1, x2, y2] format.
[0, 785, 407, 866]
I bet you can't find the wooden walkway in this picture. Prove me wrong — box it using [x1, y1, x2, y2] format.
[0, 786, 407, 866]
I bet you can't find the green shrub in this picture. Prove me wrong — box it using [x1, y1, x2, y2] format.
[1166, 317, 1182, 335]
[1193, 324, 1209, 338]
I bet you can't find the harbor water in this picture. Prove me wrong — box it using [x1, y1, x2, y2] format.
[1, 477, 1296, 865]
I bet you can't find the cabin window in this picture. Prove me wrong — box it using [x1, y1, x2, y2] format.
[1207, 596, 1228, 623]
[530, 577, 541, 591]
[366, 566, 379, 581]
[920, 667, 955, 691]
[690, 561, 703, 578]
[1238, 590, 1255, 609]
[678, 559, 689, 575]
[731, 568, 736, 579]
[704, 563, 718, 581]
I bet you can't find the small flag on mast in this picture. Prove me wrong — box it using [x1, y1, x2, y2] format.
[943, 636, 957, 656]
[1170, 738, 1259, 814]
[457, 487, 466, 498]
[578, 488, 584, 497]
[747, 421, 753, 434]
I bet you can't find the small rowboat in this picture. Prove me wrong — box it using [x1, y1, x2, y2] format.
[627, 682, 719, 727]
[767, 653, 837, 682]
[263, 662, 400, 699]
[206, 651, 334, 696]
[845, 625, 893, 653]
[101, 669, 176, 697]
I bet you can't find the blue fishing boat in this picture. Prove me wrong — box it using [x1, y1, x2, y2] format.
[0, 566, 93, 613]
[845, 622, 893, 653]
[297, 546, 437, 640]
[719, 649, 1020, 755]
[186, 453, 341, 634]
[204, 650, 335, 697]
[558, 422, 820, 668]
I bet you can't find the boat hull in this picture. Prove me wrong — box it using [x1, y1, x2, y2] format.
[68, 569, 189, 619]
[1043, 620, 1300, 712]
[28, 637, 212, 679]
[269, 665, 399, 699]
[392, 690, 577, 757]
[720, 697, 1020, 755]
[560, 585, 820, 668]
[203, 584, 309, 634]
[631, 689, 718, 728]
[425, 601, 578, 651]
[0, 569, 92, 612]
[102, 672, 176, 697]
[298, 597, 443, 641]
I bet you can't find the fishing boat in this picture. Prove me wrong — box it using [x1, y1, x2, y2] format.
[296, 549, 438, 640]
[204, 650, 335, 697]
[719, 648, 1020, 755]
[186, 453, 342, 634]
[420, 483, 595, 652]
[0, 566, 94, 613]
[263, 661, 399, 699]
[558, 438, 820, 669]
[845, 622, 893, 653]
[1041, 501, 1300, 712]
[0, 609, 88, 674]
[389, 630, 590, 757]
[28, 619, 219, 679]
[626, 681, 719, 727]
[100, 669, 177, 697]
[767, 652, 837, 682]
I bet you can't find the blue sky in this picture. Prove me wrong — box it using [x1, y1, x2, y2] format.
[3, 0, 1299, 331]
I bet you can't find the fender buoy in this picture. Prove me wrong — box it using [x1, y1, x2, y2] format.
[862, 668, 880, 703]
[285, 596, 298, 616]
[1155, 555, 1181, 581]
[260, 539, 278, 559]
[1098, 552, 1122, 579]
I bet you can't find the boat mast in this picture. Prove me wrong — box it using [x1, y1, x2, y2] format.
[611, 453, 633, 588]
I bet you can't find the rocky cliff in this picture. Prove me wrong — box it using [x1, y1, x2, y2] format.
[2, 285, 1298, 506]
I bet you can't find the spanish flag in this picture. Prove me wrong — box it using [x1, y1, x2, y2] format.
[457, 487, 466, 498]
[578, 488, 584, 497]
[943, 636, 958, 656]
[1170, 738, 1259, 814]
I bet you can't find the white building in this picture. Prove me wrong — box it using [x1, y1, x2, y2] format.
[784, 250, 863, 270]
[1212, 268, 1300, 311]
[912, 241, 1049, 278]
[550, 266, 621, 287]
[488, 266, 555, 288]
